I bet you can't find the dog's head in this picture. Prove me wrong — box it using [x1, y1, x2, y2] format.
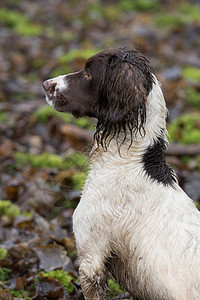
[43, 48, 155, 147]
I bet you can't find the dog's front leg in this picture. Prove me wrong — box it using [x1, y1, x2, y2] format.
[79, 257, 109, 300]
[73, 193, 112, 299]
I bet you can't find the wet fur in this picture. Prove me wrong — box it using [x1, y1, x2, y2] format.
[44, 48, 200, 300]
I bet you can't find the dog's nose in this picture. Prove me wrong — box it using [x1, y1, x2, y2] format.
[43, 80, 57, 94]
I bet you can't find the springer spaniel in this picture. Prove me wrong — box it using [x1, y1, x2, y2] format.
[43, 48, 200, 300]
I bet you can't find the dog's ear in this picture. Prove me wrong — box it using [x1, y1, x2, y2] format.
[95, 52, 154, 149]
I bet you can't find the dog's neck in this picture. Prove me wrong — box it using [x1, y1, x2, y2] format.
[92, 78, 168, 157]
[90, 79, 176, 186]
[144, 77, 168, 145]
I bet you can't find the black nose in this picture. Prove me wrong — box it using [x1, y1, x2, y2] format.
[43, 80, 57, 94]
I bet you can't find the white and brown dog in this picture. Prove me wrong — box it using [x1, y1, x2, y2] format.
[43, 48, 200, 300]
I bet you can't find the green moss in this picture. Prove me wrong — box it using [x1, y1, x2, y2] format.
[86, 3, 105, 21]
[155, 14, 185, 29]
[86, 3, 121, 22]
[59, 48, 101, 64]
[72, 172, 87, 190]
[75, 117, 94, 129]
[14, 152, 63, 169]
[168, 113, 200, 144]
[14, 22, 42, 36]
[0, 112, 8, 123]
[185, 87, 200, 109]
[33, 105, 71, 123]
[51, 66, 73, 77]
[65, 198, 76, 209]
[179, 3, 200, 21]
[67, 248, 77, 258]
[10, 289, 31, 299]
[30, 58, 46, 68]
[182, 67, 200, 82]
[119, 0, 159, 12]
[0, 248, 7, 260]
[108, 278, 126, 297]
[195, 201, 200, 210]
[0, 268, 11, 281]
[69, 152, 88, 170]
[60, 30, 75, 42]
[155, 3, 200, 30]
[101, 5, 121, 21]
[0, 8, 42, 36]
[14, 151, 88, 171]
[0, 200, 21, 217]
[34, 105, 94, 129]
[0, 8, 26, 27]
[0, 200, 32, 218]
[65, 152, 88, 172]
[39, 270, 74, 293]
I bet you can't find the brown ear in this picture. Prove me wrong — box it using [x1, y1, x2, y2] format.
[95, 52, 154, 150]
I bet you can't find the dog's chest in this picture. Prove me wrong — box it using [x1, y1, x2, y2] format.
[73, 168, 169, 250]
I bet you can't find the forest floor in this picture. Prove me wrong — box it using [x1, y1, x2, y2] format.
[0, 0, 200, 299]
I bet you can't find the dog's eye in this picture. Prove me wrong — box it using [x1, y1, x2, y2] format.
[84, 72, 92, 80]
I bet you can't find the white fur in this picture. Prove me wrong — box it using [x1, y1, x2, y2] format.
[73, 77, 200, 299]
[52, 74, 67, 94]
[45, 94, 53, 108]
[45, 75, 68, 107]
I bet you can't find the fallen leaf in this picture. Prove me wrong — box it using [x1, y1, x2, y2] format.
[0, 289, 13, 300]
[0, 139, 14, 158]
[33, 276, 64, 300]
[15, 277, 28, 290]
[33, 244, 70, 271]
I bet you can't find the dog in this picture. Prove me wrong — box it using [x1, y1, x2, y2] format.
[43, 48, 200, 300]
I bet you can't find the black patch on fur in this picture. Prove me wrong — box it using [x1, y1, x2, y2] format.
[142, 137, 176, 186]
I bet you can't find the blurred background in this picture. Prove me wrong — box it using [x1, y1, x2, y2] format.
[0, 0, 200, 299]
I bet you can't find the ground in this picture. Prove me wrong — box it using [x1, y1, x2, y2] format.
[0, 0, 200, 299]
